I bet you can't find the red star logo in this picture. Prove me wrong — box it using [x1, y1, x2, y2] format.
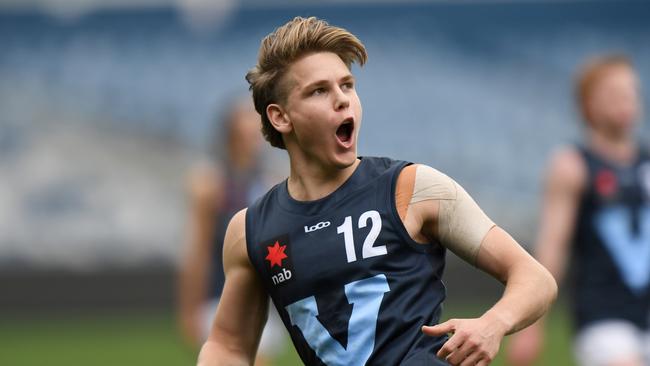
[265, 241, 288, 268]
[596, 169, 617, 197]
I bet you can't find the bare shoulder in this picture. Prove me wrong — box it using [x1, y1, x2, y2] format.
[398, 164, 456, 199]
[415, 164, 455, 189]
[545, 146, 587, 193]
[223, 208, 251, 269]
[395, 163, 461, 241]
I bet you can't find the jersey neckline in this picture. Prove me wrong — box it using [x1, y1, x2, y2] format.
[276, 157, 369, 215]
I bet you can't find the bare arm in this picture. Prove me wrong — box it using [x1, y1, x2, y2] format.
[197, 209, 269, 366]
[534, 147, 586, 285]
[506, 147, 586, 366]
[423, 227, 557, 365]
[402, 165, 557, 365]
[476, 226, 558, 335]
[178, 167, 223, 346]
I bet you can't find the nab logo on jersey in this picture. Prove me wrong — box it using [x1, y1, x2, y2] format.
[263, 236, 294, 286]
[304, 221, 330, 233]
[272, 268, 292, 285]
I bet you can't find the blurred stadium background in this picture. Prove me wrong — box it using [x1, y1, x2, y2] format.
[1, 0, 649, 365]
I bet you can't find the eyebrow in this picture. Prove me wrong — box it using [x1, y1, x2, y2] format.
[302, 74, 355, 91]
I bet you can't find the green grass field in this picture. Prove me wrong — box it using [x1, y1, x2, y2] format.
[0, 305, 574, 366]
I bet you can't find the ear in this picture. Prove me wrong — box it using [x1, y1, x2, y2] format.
[266, 103, 292, 134]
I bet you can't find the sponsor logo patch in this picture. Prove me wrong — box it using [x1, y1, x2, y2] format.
[266, 241, 288, 267]
[595, 169, 618, 199]
[260, 234, 294, 286]
[304, 221, 331, 233]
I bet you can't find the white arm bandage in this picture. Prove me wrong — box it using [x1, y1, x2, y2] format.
[411, 165, 495, 265]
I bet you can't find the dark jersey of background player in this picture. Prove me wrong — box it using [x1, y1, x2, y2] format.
[209, 163, 266, 298]
[572, 145, 650, 331]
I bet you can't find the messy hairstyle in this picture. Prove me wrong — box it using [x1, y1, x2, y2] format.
[576, 54, 634, 124]
[245, 16, 367, 149]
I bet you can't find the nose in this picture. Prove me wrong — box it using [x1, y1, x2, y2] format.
[334, 86, 350, 111]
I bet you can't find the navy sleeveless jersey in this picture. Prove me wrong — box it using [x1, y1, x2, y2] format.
[571, 145, 650, 330]
[246, 157, 449, 365]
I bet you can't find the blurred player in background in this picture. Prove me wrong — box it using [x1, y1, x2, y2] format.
[178, 98, 286, 365]
[198, 16, 556, 366]
[507, 55, 649, 366]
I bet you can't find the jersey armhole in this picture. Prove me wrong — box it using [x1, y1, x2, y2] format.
[388, 162, 441, 255]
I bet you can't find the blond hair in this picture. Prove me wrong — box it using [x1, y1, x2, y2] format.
[576, 54, 633, 124]
[245, 16, 367, 149]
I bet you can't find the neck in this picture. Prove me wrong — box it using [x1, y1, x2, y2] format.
[587, 129, 637, 165]
[287, 156, 360, 202]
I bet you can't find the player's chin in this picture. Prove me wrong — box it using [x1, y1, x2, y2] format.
[331, 149, 357, 169]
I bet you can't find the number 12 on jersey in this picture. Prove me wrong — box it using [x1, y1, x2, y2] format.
[336, 210, 387, 263]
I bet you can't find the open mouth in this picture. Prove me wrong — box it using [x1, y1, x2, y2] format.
[335, 118, 354, 146]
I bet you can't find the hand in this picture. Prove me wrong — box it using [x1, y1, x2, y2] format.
[505, 322, 543, 366]
[422, 316, 507, 366]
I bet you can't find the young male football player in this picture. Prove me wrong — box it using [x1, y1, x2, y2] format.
[198, 16, 557, 366]
[508, 56, 650, 366]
